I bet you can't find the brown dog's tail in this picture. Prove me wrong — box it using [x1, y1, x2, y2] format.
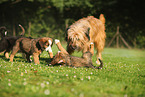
[99, 14, 105, 24]
[19, 24, 25, 36]
[95, 58, 103, 69]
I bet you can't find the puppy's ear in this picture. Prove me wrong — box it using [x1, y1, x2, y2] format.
[85, 27, 90, 40]
[38, 39, 46, 50]
[0, 26, 7, 37]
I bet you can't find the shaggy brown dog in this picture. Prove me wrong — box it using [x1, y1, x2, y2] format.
[10, 37, 53, 64]
[0, 25, 25, 58]
[65, 14, 106, 64]
[51, 39, 103, 69]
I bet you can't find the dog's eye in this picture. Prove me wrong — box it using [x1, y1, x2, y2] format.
[77, 39, 80, 41]
[45, 42, 49, 45]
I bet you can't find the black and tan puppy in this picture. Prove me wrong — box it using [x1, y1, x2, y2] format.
[51, 39, 103, 69]
[10, 37, 53, 64]
[0, 25, 25, 58]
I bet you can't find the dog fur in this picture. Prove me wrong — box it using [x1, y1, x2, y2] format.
[0, 25, 25, 58]
[65, 14, 106, 64]
[51, 39, 103, 69]
[0, 26, 7, 38]
[10, 37, 53, 64]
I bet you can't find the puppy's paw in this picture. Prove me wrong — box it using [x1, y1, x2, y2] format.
[58, 51, 61, 53]
[55, 39, 60, 44]
[58, 60, 64, 64]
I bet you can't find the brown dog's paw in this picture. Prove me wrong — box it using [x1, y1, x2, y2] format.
[96, 57, 101, 65]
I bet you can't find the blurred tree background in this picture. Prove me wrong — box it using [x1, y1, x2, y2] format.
[0, 0, 144, 49]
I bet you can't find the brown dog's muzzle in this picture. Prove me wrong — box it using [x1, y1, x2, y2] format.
[69, 41, 80, 50]
[70, 44, 77, 50]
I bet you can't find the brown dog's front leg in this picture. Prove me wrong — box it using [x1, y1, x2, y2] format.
[90, 42, 94, 55]
[9, 42, 20, 62]
[10, 54, 14, 62]
[33, 53, 40, 64]
[95, 58, 103, 69]
[49, 52, 53, 58]
[96, 52, 102, 65]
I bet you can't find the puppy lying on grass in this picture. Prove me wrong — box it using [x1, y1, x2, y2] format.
[10, 37, 53, 64]
[51, 39, 103, 69]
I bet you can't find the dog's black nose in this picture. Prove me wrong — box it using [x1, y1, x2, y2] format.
[71, 45, 77, 50]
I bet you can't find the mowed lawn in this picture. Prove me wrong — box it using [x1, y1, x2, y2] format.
[0, 44, 145, 97]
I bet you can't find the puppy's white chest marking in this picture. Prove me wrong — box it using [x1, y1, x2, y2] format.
[46, 40, 52, 52]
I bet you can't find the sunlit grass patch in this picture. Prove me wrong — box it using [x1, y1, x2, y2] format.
[0, 45, 145, 97]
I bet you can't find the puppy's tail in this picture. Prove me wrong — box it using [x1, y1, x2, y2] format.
[19, 24, 25, 36]
[95, 58, 103, 69]
[99, 14, 105, 24]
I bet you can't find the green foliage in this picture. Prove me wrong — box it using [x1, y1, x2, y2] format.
[0, 44, 145, 97]
[137, 35, 145, 49]
[0, 0, 145, 48]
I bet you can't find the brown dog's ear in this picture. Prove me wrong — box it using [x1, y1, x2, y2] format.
[85, 27, 90, 40]
[65, 27, 69, 41]
[38, 39, 46, 50]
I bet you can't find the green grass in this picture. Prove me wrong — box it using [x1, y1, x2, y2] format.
[0, 44, 145, 97]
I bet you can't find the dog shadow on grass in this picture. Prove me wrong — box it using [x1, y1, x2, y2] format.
[0, 55, 7, 60]
[39, 57, 52, 64]
[0, 54, 54, 65]
[0, 54, 24, 62]
[40, 57, 64, 67]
